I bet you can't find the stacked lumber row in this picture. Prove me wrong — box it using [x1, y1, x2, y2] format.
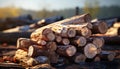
[14, 13, 116, 68]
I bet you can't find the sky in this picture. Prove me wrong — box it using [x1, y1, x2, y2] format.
[0, 0, 120, 11]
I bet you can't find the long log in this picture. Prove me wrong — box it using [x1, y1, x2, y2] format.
[27, 45, 48, 57]
[56, 45, 77, 57]
[93, 35, 120, 45]
[31, 13, 91, 41]
[17, 38, 35, 49]
[97, 51, 116, 61]
[31, 28, 55, 42]
[92, 21, 108, 34]
[84, 43, 97, 58]
[0, 32, 31, 44]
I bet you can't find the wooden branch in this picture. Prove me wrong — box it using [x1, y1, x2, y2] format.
[56, 45, 76, 57]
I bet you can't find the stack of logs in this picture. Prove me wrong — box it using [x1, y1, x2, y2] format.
[14, 13, 116, 68]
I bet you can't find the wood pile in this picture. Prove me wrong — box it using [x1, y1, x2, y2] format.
[13, 13, 116, 68]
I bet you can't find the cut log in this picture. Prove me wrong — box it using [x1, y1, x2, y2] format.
[77, 27, 92, 38]
[46, 42, 57, 51]
[31, 28, 55, 41]
[17, 38, 35, 49]
[27, 45, 48, 57]
[56, 45, 76, 57]
[92, 21, 108, 34]
[84, 43, 97, 58]
[93, 35, 120, 45]
[61, 38, 70, 45]
[55, 35, 62, 43]
[98, 51, 116, 61]
[92, 37, 104, 48]
[72, 53, 86, 63]
[31, 13, 91, 41]
[71, 36, 87, 47]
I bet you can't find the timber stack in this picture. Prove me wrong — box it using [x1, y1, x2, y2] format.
[13, 13, 116, 68]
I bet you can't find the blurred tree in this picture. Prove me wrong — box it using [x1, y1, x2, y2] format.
[0, 7, 20, 18]
[83, 0, 99, 18]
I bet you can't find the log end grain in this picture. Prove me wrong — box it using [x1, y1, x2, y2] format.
[81, 27, 91, 38]
[67, 28, 76, 38]
[74, 54, 86, 63]
[93, 38, 104, 48]
[84, 43, 97, 58]
[66, 45, 77, 56]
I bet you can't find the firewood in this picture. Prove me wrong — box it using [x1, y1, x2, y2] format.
[17, 38, 35, 49]
[46, 42, 57, 51]
[31, 28, 55, 41]
[84, 43, 97, 58]
[56, 45, 76, 57]
[27, 45, 48, 57]
[92, 21, 108, 34]
[72, 53, 86, 63]
[71, 36, 87, 47]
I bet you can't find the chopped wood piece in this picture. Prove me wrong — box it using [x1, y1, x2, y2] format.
[84, 43, 97, 58]
[57, 45, 76, 57]
[92, 21, 108, 34]
[71, 36, 86, 47]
